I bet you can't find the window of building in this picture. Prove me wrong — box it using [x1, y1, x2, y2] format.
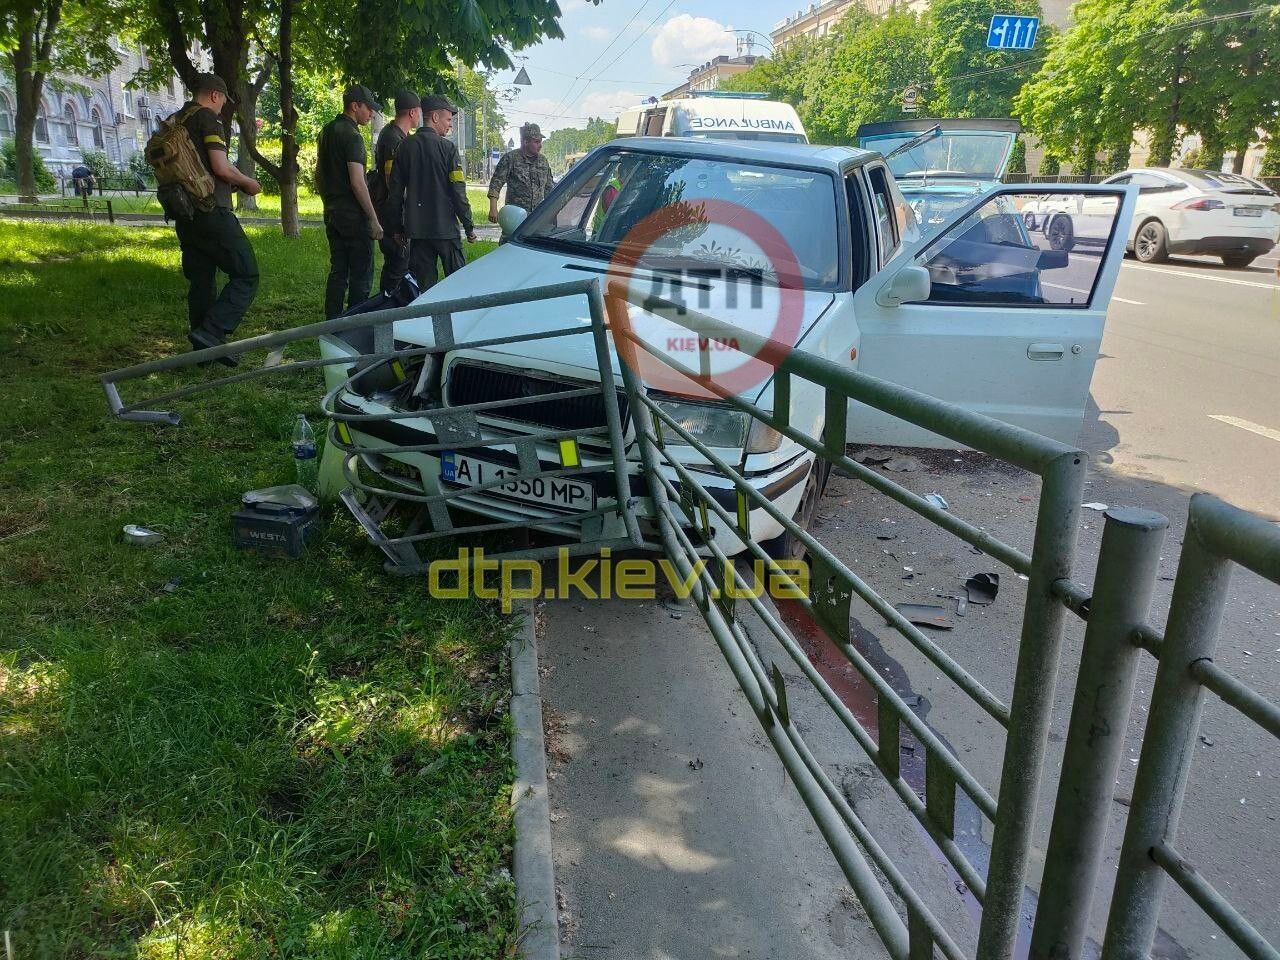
[64, 103, 79, 145]
[90, 107, 105, 148]
[122, 86, 134, 114]
[35, 101, 49, 142]
[0, 93, 13, 137]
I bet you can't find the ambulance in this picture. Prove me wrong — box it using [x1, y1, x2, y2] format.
[615, 91, 808, 144]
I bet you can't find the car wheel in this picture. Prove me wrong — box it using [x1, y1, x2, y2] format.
[1134, 220, 1169, 263]
[1023, 211, 1038, 230]
[764, 458, 830, 563]
[1046, 214, 1074, 252]
[1221, 253, 1256, 269]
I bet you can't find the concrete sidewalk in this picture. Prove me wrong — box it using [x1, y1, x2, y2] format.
[538, 593, 891, 960]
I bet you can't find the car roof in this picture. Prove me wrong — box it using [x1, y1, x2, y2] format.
[605, 135, 874, 171]
[857, 118, 1022, 137]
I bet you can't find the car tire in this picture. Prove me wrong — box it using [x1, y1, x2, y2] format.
[1046, 214, 1074, 252]
[1023, 211, 1038, 230]
[763, 457, 830, 563]
[1134, 220, 1169, 263]
[1221, 253, 1256, 269]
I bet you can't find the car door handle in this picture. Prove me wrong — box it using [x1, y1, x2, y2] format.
[1027, 342, 1065, 361]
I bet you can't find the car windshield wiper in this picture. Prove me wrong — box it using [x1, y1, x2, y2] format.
[885, 125, 943, 161]
[521, 234, 614, 260]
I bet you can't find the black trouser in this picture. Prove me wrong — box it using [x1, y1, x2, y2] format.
[408, 237, 466, 292]
[378, 232, 411, 293]
[175, 206, 259, 340]
[323, 206, 374, 319]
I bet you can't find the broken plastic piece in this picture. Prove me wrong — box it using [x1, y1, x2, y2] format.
[925, 492, 950, 511]
[894, 603, 954, 630]
[965, 572, 1000, 605]
[1082, 502, 1108, 511]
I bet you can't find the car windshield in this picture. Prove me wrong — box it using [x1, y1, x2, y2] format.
[518, 150, 840, 289]
[868, 131, 1015, 180]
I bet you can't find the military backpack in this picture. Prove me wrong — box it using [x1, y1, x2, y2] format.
[145, 105, 218, 220]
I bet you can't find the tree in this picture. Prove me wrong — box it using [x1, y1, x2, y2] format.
[2, 0, 118, 199]
[542, 116, 615, 173]
[926, 0, 1046, 118]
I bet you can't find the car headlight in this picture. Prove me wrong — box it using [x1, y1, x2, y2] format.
[651, 397, 783, 454]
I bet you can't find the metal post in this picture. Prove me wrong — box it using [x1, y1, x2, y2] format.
[1101, 497, 1233, 960]
[1030, 507, 1169, 960]
[977, 451, 1087, 960]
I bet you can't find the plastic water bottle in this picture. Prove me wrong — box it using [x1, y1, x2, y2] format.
[292, 414, 319, 492]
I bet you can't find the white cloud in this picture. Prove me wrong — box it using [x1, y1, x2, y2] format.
[581, 24, 612, 41]
[650, 14, 734, 69]
[579, 89, 649, 120]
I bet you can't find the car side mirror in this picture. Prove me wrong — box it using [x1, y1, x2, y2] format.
[876, 264, 932, 307]
[1037, 249, 1069, 270]
[497, 204, 528, 237]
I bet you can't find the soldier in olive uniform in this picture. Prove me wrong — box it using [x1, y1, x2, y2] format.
[487, 122, 554, 221]
[386, 94, 476, 291]
[173, 73, 262, 363]
[372, 89, 420, 292]
[317, 85, 384, 319]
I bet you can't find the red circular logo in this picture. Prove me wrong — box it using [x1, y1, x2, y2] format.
[605, 198, 806, 401]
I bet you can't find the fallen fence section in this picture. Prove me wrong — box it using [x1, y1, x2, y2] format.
[99, 278, 651, 569]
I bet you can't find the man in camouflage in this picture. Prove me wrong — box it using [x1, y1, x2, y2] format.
[487, 122, 554, 221]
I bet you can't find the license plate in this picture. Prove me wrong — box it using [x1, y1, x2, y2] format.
[1234, 206, 1263, 217]
[440, 452, 595, 512]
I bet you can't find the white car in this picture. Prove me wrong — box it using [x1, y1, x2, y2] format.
[322, 138, 1133, 556]
[1100, 168, 1277, 268]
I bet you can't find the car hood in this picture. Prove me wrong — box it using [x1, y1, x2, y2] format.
[392, 241, 835, 403]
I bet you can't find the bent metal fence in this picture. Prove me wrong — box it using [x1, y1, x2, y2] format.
[99, 278, 1280, 960]
[601, 282, 1280, 960]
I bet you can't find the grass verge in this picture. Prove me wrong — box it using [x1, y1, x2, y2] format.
[0, 220, 518, 958]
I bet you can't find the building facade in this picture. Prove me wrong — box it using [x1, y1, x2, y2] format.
[1, 38, 192, 179]
[661, 53, 763, 101]
[771, 0, 1072, 49]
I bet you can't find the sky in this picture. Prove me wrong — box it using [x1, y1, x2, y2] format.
[490, 0, 805, 143]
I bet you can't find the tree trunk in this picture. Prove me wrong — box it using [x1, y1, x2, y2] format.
[280, 176, 300, 237]
[247, 0, 299, 238]
[1148, 45, 1185, 167]
[235, 54, 273, 213]
[1229, 137, 1249, 174]
[10, 0, 62, 202]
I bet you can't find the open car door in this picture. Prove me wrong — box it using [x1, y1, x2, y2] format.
[850, 183, 1136, 447]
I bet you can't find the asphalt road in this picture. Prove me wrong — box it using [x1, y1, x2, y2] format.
[541, 249, 1279, 958]
[1087, 251, 1280, 518]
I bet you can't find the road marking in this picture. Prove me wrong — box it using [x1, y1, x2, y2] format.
[1123, 263, 1280, 290]
[1209, 415, 1280, 443]
[1043, 281, 1145, 306]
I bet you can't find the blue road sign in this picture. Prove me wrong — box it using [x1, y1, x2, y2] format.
[987, 14, 1040, 50]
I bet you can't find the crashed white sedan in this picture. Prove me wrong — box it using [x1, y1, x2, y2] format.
[322, 137, 1133, 555]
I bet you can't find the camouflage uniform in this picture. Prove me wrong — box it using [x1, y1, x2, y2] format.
[488, 148, 555, 212]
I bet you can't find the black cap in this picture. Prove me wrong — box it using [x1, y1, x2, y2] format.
[343, 84, 383, 111]
[194, 73, 229, 97]
[421, 94, 459, 115]
[394, 89, 421, 112]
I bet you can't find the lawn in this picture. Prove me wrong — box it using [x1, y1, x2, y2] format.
[4, 185, 495, 226]
[0, 220, 519, 958]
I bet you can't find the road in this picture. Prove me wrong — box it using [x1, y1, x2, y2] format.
[1087, 251, 1280, 518]
[540, 249, 1279, 958]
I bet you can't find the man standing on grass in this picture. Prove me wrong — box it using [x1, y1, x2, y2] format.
[487, 123, 553, 222]
[387, 94, 476, 291]
[371, 90, 420, 293]
[174, 74, 262, 363]
[316, 85, 384, 319]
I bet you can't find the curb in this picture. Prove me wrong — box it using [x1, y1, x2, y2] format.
[509, 599, 560, 960]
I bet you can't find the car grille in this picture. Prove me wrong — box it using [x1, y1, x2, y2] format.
[446, 362, 629, 434]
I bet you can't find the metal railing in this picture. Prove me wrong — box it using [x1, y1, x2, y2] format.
[99, 278, 651, 570]
[604, 282, 1090, 960]
[1033, 494, 1280, 960]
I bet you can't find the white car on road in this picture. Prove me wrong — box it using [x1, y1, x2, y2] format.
[1048, 167, 1278, 268]
[322, 138, 1133, 556]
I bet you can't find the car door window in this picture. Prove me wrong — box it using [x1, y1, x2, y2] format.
[867, 165, 899, 264]
[1129, 172, 1178, 194]
[909, 191, 1123, 307]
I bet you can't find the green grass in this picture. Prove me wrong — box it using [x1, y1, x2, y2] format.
[5, 186, 495, 226]
[0, 221, 518, 958]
